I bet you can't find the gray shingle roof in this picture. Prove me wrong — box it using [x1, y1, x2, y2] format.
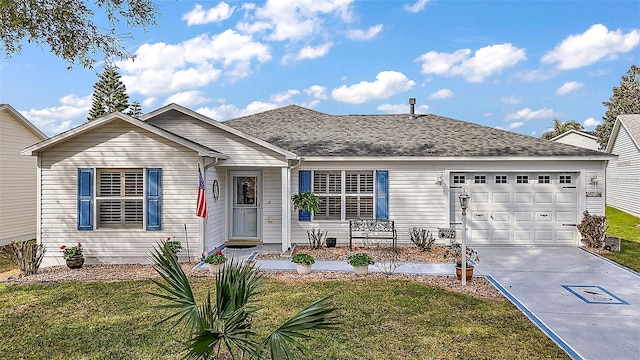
[618, 114, 640, 144]
[224, 105, 606, 157]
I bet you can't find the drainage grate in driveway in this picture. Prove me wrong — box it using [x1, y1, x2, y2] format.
[562, 285, 629, 305]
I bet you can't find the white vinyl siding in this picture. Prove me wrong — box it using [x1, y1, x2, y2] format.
[38, 119, 201, 264]
[261, 168, 283, 244]
[606, 124, 640, 217]
[0, 109, 45, 245]
[205, 166, 226, 253]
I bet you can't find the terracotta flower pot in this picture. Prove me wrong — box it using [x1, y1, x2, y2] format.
[66, 255, 84, 269]
[353, 265, 369, 275]
[455, 265, 474, 281]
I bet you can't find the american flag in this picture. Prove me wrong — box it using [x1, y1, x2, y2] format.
[196, 167, 207, 219]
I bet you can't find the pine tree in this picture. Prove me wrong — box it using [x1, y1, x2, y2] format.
[129, 101, 143, 118]
[87, 66, 130, 121]
[594, 64, 640, 148]
[541, 119, 584, 140]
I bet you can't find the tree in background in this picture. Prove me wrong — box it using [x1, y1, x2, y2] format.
[594, 65, 640, 148]
[88, 66, 130, 121]
[0, 0, 158, 69]
[541, 118, 584, 140]
[129, 100, 143, 118]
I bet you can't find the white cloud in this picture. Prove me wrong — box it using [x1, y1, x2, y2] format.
[270, 89, 300, 103]
[304, 85, 329, 100]
[19, 94, 91, 135]
[404, 0, 429, 13]
[505, 107, 556, 121]
[500, 95, 522, 104]
[142, 97, 157, 108]
[556, 81, 584, 95]
[542, 24, 640, 70]
[377, 103, 429, 114]
[416, 43, 526, 82]
[287, 42, 333, 62]
[428, 88, 453, 100]
[183, 2, 236, 26]
[331, 71, 416, 104]
[118, 30, 271, 96]
[508, 121, 524, 130]
[583, 117, 601, 128]
[164, 91, 219, 107]
[346, 24, 383, 40]
[240, 0, 354, 41]
[196, 101, 279, 121]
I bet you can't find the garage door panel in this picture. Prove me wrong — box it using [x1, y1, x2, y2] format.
[514, 192, 532, 204]
[492, 211, 509, 221]
[470, 229, 489, 243]
[514, 230, 532, 241]
[472, 212, 489, 222]
[557, 193, 576, 204]
[535, 193, 553, 204]
[535, 230, 553, 241]
[557, 211, 575, 222]
[535, 212, 553, 222]
[557, 229, 576, 241]
[493, 192, 510, 203]
[473, 192, 490, 204]
[514, 211, 532, 221]
[493, 229, 510, 241]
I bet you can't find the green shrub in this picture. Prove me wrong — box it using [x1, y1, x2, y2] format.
[577, 210, 607, 248]
[347, 253, 374, 267]
[8, 239, 45, 275]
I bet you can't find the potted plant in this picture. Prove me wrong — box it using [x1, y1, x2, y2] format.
[204, 250, 227, 274]
[60, 242, 84, 269]
[164, 237, 182, 256]
[291, 191, 320, 215]
[446, 241, 479, 281]
[347, 253, 374, 275]
[291, 252, 315, 275]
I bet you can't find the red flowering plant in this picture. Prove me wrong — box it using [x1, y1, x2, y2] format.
[60, 242, 84, 259]
[204, 250, 227, 265]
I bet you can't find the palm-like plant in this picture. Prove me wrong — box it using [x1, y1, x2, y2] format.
[149, 243, 339, 359]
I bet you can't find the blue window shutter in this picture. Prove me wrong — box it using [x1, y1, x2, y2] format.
[376, 170, 389, 220]
[298, 170, 311, 221]
[77, 168, 94, 230]
[146, 168, 162, 230]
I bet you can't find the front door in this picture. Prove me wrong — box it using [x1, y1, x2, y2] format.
[230, 172, 261, 239]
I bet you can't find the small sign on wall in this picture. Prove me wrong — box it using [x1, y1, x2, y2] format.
[586, 191, 602, 197]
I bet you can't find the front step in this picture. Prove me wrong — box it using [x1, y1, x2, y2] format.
[225, 239, 261, 248]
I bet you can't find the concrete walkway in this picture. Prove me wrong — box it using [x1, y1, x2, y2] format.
[236, 246, 639, 360]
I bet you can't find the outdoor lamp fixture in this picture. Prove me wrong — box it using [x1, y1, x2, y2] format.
[458, 191, 470, 285]
[436, 174, 445, 186]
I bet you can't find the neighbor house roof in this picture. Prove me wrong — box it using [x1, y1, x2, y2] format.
[22, 112, 227, 159]
[550, 129, 597, 142]
[0, 104, 47, 140]
[606, 114, 640, 153]
[224, 105, 610, 158]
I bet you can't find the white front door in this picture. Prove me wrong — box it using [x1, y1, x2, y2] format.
[230, 172, 261, 240]
[451, 172, 578, 245]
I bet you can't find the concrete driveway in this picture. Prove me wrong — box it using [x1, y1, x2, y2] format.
[474, 246, 640, 360]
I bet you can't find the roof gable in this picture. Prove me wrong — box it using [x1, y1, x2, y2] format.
[606, 114, 640, 153]
[22, 112, 226, 158]
[142, 103, 299, 159]
[224, 105, 608, 158]
[0, 104, 47, 140]
[551, 130, 597, 142]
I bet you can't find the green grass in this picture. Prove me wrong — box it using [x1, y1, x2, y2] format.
[0, 245, 17, 273]
[0, 278, 569, 360]
[603, 206, 640, 272]
[606, 206, 640, 242]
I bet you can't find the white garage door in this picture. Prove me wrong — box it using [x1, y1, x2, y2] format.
[450, 173, 578, 245]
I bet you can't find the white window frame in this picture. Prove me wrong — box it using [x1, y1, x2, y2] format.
[313, 170, 375, 221]
[96, 168, 144, 229]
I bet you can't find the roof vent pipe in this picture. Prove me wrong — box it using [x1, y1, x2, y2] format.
[409, 98, 416, 120]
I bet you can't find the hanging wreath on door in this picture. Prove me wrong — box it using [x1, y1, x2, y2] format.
[212, 179, 220, 201]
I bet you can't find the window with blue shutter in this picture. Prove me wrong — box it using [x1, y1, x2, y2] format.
[298, 170, 311, 221]
[77, 168, 94, 230]
[375, 170, 389, 220]
[146, 168, 162, 230]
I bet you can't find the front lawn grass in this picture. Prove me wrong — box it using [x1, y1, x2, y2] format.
[606, 205, 640, 242]
[0, 245, 16, 273]
[0, 278, 569, 360]
[602, 206, 640, 272]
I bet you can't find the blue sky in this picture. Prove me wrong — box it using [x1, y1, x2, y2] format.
[1, 0, 639, 137]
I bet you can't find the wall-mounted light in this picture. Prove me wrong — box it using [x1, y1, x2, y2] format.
[436, 174, 445, 186]
[589, 175, 599, 186]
